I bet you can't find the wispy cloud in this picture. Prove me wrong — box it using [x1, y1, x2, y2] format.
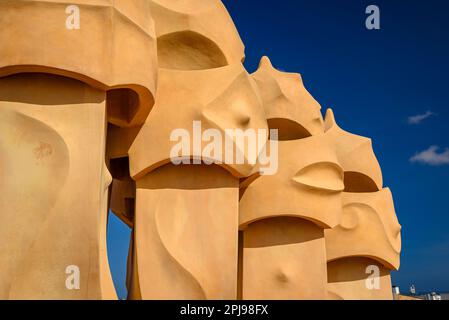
[410, 146, 449, 166]
[408, 111, 436, 125]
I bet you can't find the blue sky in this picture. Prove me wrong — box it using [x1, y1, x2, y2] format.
[108, 0, 449, 298]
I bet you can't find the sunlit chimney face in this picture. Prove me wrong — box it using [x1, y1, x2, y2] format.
[0, 73, 116, 299]
[240, 134, 344, 230]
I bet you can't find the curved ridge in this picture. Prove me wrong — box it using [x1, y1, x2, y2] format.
[153, 195, 207, 299]
[339, 202, 400, 255]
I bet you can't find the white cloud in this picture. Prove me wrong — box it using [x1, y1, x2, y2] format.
[410, 146, 449, 166]
[408, 111, 435, 125]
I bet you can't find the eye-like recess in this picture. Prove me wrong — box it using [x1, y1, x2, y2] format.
[293, 162, 344, 192]
[158, 31, 228, 70]
[344, 171, 379, 193]
[267, 118, 312, 140]
[107, 88, 139, 126]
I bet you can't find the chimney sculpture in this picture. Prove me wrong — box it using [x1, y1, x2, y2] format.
[0, 0, 401, 300]
[0, 0, 157, 299]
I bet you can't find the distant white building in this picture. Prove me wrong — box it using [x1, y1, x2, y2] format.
[426, 292, 442, 300]
[441, 293, 449, 300]
[393, 284, 449, 300]
[416, 292, 448, 300]
[410, 285, 416, 295]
